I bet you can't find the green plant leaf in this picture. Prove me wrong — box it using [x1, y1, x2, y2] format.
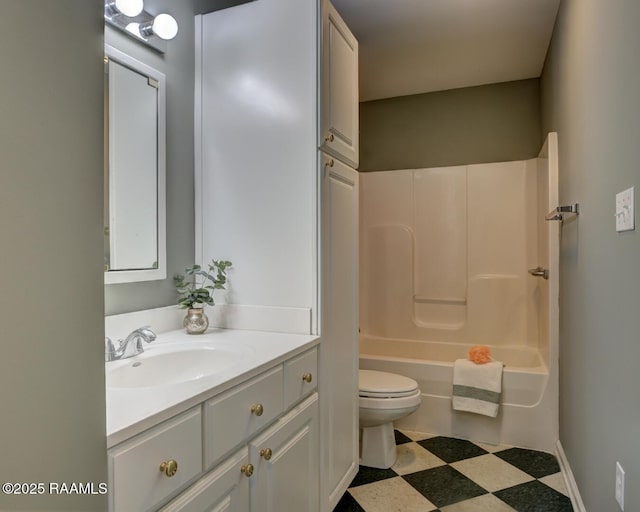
[175, 258, 233, 309]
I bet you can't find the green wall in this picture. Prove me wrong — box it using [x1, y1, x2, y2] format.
[542, 0, 640, 510]
[104, 0, 198, 315]
[360, 78, 542, 171]
[0, 1, 107, 510]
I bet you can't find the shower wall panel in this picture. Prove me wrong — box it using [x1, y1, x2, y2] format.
[360, 160, 540, 347]
[413, 167, 467, 329]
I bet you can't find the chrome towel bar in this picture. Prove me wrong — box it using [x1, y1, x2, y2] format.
[545, 203, 579, 221]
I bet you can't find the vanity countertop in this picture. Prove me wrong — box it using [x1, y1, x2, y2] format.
[106, 328, 319, 448]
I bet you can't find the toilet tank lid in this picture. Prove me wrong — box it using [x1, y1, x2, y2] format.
[359, 369, 418, 395]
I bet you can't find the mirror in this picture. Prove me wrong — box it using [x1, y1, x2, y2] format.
[104, 45, 166, 284]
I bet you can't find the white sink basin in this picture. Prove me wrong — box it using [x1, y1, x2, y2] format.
[106, 343, 250, 389]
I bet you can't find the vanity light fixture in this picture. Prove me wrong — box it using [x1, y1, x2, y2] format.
[105, 0, 144, 18]
[104, 0, 178, 53]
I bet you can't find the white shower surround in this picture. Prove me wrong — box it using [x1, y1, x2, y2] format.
[359, 149, 559, 452]
[360, 160, 541, 350]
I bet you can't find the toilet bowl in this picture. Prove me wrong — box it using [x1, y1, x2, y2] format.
[359, 369, 421, 469]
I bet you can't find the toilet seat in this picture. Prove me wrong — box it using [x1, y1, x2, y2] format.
[359, 370, 418, 398]
[359, 388, 421, 410]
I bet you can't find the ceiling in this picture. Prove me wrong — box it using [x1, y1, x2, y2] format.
[331, 0, 561, 102]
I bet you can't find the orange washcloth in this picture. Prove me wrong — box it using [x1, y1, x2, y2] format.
[468, 345, 492, 364]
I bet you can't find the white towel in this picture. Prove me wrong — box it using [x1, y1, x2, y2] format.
[452, 359, 503, 417]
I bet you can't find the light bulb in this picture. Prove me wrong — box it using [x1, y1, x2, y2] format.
[125, 22, 141, 37]
[114, 0, 143, 17]
[152, 13, 178, 40]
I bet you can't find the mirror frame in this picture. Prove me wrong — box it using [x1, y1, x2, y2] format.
[104, 44, 167, 284]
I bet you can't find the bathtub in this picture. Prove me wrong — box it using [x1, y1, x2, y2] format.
[359, 336, 558, 452]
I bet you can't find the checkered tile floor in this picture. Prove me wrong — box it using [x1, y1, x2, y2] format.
[335, 430, 573, 512]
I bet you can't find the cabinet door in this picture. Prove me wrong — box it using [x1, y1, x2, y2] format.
[249, 394, 319, 512]
[158, 448, 249, 512]
[320, 155, 359, 510]
[321, 0, 359, 168]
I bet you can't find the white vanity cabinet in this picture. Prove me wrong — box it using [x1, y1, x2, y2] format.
[319, 3, 360, 511]
[194, 0, 359, 509]
[108, 408, 203, 512]
[160, 395, 318, 512]
[320, 155, 359, 511]
[320, 0, 359, 169]
[108, 345, 319, 512]
[249, 394, 319, 512]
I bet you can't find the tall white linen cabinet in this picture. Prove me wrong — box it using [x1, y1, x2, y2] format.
[195, 1, 359, 511]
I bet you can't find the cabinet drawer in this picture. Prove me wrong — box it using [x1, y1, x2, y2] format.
[108, 407, 202, 512]
[158, 448, 249, 512]
[284, 348, 318, 408]
[204, 366, 284, 468]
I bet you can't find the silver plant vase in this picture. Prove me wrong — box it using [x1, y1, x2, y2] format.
[183, 308, 209, 334]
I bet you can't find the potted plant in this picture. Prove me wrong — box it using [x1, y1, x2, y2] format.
[174, 259, 232, 334]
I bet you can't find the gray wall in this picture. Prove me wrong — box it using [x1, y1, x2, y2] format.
[104, 0, 198, 315]
[360, 78, 542, 171]
[195, 0, 255, 13]
[0, 1, 107, 510]
[541, 1, 640, 510]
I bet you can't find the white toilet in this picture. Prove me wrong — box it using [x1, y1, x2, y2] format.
[359, 369, 421, 469]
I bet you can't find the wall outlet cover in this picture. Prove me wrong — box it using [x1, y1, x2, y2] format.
[615, 187, 634, 232]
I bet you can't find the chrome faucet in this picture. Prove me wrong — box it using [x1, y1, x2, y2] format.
[105, 326, 157, 362]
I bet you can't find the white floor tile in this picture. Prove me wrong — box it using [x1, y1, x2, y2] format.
[440, 493, 516, 512]
[539, 472, 569, 496]
[391, 442, 446, 475]
[349, 476, 438, 512]
[451, 454, 534, 492]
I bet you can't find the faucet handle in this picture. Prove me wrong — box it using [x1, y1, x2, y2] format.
[105, 337, 116, 362]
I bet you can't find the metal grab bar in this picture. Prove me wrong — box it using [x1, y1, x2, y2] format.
[546, 203, 579, 221]
[528, 267, 549, 280]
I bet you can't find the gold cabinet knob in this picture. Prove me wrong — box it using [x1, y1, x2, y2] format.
[260, 448, 273, 460]
[325, 133, 335, 142]
[302, 373, 313, 383]
[240, 464, 254, 477]
[324, 158, 335, 168]
[159, 459, 178, 477]
[251, 403, 264, 416]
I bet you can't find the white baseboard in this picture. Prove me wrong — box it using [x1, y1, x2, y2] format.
[556, 439, 586, 512]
